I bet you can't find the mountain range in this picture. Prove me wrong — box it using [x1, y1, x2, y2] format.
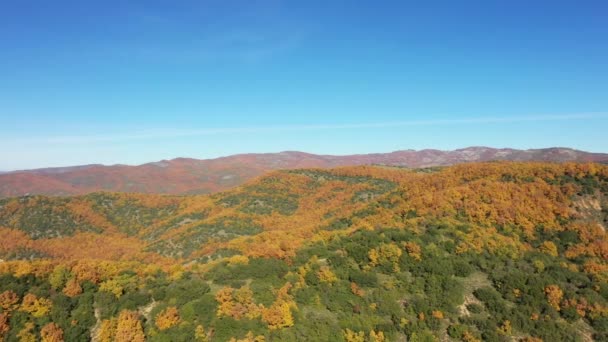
[1, 146, 607, 198]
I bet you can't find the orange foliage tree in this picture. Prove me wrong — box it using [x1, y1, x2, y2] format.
[0, 290, 19, 312]
[41, 322, 64, 342]
[155, 306, 181, 331]
[403, 242, 422, 261]
[62, 278, 83, 297]
[545, 285, 564, 311]
[0, 313, 9, 340]
[216, 286, 262, 320]
[350, 282, 365, 297]
[261, 301, 294, 330]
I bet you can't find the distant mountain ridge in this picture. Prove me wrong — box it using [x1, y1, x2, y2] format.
[1, 146, 607, 198]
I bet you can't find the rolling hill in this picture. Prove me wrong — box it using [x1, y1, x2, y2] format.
[0, 161, 607, 341]
[1, 147, 607, 198]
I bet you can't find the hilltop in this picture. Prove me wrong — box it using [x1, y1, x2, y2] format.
[1, 147, 607, 198]
[0, 162, 607, 341]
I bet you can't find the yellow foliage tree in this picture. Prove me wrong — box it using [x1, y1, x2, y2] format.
[369, 330, 385, 342]
[228, 255, 249, 266]
[539, 241, 558, 257]
[17, 322, 36, 342]
[115, 310, 145, 342]
[13, 262, 34, 278]
[195, 325, 209, 342]
[259, 283, 296, 330]
[99, 279, 124, 298]
[497, 320, 512, 335]
[98, 318, 117, 342]
[462, 331, 481, 342]
[521, 338, 543, 342]
[216, 287, 235, 318]
[368, 243, 403, 272]
[229, 331, 265, 342]
[48, 265, 71, 291]
[20, 293, 52, 317]
[343, 329, 365, 342]
[317, 266, 338, 284]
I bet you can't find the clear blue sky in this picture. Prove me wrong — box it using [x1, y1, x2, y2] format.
[1, 0, 607, 170]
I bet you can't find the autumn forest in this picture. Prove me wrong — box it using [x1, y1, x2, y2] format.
[0, 162, 607, 341]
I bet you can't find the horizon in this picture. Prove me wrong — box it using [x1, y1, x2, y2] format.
[1, 145, 606, 173]
[2, 1, 608, 169]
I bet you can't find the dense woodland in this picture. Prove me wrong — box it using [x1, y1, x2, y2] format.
[0, 162, 607, 341]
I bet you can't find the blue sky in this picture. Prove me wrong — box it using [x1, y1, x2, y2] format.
[1, 1, 607, 170]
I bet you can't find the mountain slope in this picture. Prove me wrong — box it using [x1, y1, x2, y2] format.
[1, 147, 607, 198]
[0, 162, 607, 340]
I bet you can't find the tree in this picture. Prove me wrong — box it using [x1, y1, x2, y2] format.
[262, 301, 294, 330]
[99, 279, 125, 298]
[41, 322, 64, 342]
[215, 286, 262, 320]
[431, 310, 444, 319]
[539, 241, 558, 257]
[545, 285, 564, 311]
[98, 318, 117, 342]
[71, 262, 100, 284]
[17, 322, 36, 342]
[229, 331, 265, 342]
[155, 306, 180, 330]
[317, 266, 338, 284]
[228, 255, 249, 266]
[0, 290, 19, 312]
[216, 287, 235, 318]
[403, 241, 422, 261]
[0, 313, 9, 340]
[343, 329, 365, 342]
[369, 243, 403, 272]
[350, 282, 365, 297]
[62, 278, 82, 297]
[497, 320, 512, 336]
[49, 265, 71, 290]
[20, 293, 52, 317]
[115, 310, 145, 342]
[369, 330, 386, 342]
[195, 325, 209, 342]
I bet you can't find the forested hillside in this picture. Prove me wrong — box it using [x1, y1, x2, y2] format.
[0, 162, 607, 341]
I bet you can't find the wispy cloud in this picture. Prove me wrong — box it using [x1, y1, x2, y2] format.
[10, 112, 606, 145]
